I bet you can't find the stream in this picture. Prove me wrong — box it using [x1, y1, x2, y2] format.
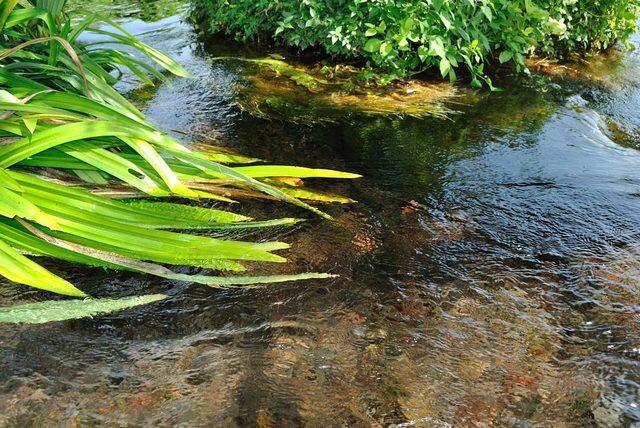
[1, 1, 640, 426]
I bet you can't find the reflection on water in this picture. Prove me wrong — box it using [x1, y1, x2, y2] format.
[67, 0, 184, 22]
[1, 1, 640, 426]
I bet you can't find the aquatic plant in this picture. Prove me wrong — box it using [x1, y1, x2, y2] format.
[215, 56, 457, 123]
[0, 0, 359, 310]
[191, 0, 640, 87]
[0, 294, 167, 324]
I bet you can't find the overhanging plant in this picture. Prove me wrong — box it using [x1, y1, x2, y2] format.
[0, 0, 359, 319]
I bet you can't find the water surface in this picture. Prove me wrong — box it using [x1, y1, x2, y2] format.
[1, 3, 640, 426]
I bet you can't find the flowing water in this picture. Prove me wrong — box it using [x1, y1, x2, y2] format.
[2, 2, 640, 426]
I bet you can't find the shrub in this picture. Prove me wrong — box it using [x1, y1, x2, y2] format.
[541, 0, 640, 53]
[191, 0, 640, 87]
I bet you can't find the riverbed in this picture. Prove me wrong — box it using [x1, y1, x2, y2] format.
[1, 2, 639, 426]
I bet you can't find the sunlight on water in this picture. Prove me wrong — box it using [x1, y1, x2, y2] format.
[1, 1, 640, 426]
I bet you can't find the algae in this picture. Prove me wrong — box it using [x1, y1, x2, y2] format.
[212, 56, 458, 124]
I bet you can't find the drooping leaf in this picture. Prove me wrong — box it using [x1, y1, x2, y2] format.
[0, 237, 85, 296]
[0, 0, 358, 298]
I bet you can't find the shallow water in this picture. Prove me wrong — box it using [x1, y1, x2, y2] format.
[2, 3, 640, 426]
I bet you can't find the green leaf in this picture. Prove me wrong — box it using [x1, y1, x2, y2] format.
[0, 0, 359, 297]
[0, 294, 166, 324]
[499, 50, 513, 64]
[402, 17, 415, 33]
[0, 182, 60, 230]
[439, 57, 451, 77]
[439, 13, 452, 30]
[524, 0, 548, 19]
[480, 5, 493, 21]
[430, 38, 446, 58]
[546, 18, 567, 35]
[178, 272, 337, 288]
[234, 165, 361, 179]
[0, 238, 85, 297]
[0, 0, 20, 31]
[379, 41, 392, 57]
[22, 117, 38, 134]
[87, 19, 190, 78]
[363, 38, 382, 53]
[417, 45, 429, 62]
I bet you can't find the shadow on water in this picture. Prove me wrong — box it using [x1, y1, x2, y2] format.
[1, 1, 640, 426]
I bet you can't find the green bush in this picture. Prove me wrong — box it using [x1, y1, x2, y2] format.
[541, 0, 640, 53]
[191, 0, 640, 87]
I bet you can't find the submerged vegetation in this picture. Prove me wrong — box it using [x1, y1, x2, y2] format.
[217, 56, 457, 123]
[0, 0, 359, 319]
[192, 0, 640, 87]
[0, 293, 167, 323]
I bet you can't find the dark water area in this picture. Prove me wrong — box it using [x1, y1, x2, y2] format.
[2, 3, 640, 426]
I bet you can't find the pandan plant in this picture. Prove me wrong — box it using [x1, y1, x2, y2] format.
[0, 0, 359, 321]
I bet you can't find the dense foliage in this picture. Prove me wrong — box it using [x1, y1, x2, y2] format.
[0, 0, 357, 308]
[192, 0, 640, 86]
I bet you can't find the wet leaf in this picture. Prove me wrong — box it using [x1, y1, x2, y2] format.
[0, 294, 167, 324]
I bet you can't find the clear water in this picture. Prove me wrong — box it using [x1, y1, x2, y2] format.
[1, 3, 640, 426]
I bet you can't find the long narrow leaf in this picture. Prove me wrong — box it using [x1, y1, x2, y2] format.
[0, 294, 166, 324]
[0, 237, 85, 296]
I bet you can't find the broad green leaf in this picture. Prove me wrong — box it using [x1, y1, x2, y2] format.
[3, 6, 53, 31]
[9, 172, 246, 229]
[120, 137, 198, 198]
[11, 220, 332, 288]
[165, 148, 336, 219]
[499, 50, 513, 64]
[379, 42, 393, 57]
[363, 38, 382, 53]
[418, 45, 429, 62]
[364, 28, 377, 37]
[59, 140, 170, 196]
